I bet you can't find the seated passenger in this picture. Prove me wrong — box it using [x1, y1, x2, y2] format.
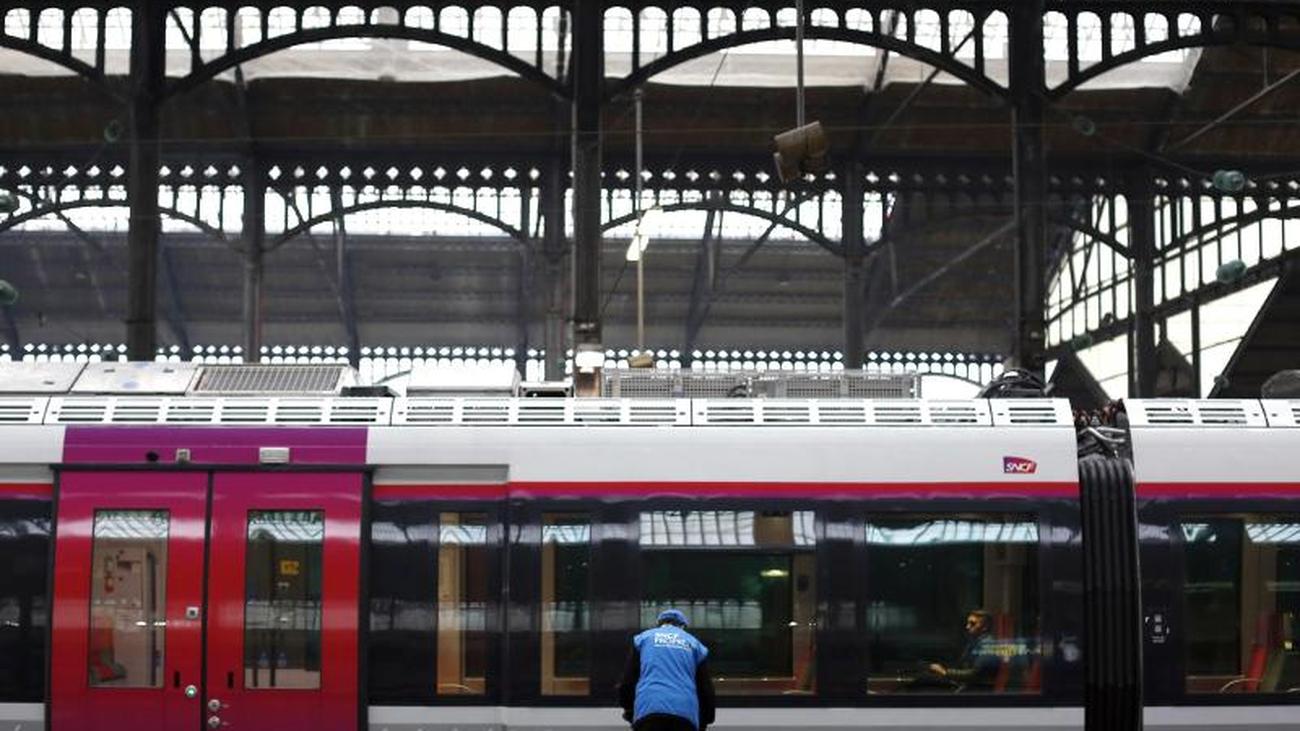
[926, 610, 1004, 691]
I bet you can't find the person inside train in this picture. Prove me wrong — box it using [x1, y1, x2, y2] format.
[619, 609, 716, 731]
[925, 609, 1003, 690]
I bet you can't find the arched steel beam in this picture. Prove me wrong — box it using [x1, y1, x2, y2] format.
[0, 37, 116, 97]
[1049, 36, 1300, 100]
[602, 200, 840, 256]
[267, 198, 527, 252]
[0, 198, 230, 244]
[162, 25, 566, 101]
[607, 25, 1007, 101]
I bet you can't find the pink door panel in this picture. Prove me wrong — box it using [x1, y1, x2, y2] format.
[51, 472, 208, 731]
[205, 472, 362, 731]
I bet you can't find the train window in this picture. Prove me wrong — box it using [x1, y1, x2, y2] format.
[243, 511, 323, 690]
[437, 512, 490, 696]
[864, 515, 1041, 695]
[1181, 517, 1300, 695]
[368, 502, 438, 703]
[0, 500, 50, 702]
[541, 514, 590, 696]
[87, 510, 169, 688]
[639, 510, 816, 695]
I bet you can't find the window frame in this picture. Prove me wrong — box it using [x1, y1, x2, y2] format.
[1163, 499, 1300, 705]
[365, 498, 503, 706]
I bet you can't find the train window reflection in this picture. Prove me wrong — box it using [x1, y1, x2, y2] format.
[1181, 516, 1300, 694]
[640, 510, 816, 695]
[437, 512, 489, 696]
[244, 511, 323, 690]
[88, 510, 168, 688]
[541, 514, 590, 696]
[865, 515, 1041, 695]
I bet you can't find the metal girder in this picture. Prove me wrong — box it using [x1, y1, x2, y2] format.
[242, 164, 266, 363]
[1127, 170, 1158, 398]
[570, 0, 603, 389]
[1009, 0, 1048, 375]
[843, 162, 867, 369]
[125, 0, 166, 361]
[541, 158, 567, 381]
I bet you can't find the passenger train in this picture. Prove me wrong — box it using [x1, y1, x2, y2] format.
[0, 362, 1297, 731]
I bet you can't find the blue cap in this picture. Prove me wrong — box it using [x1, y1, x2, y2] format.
[657, 609, 689, 627]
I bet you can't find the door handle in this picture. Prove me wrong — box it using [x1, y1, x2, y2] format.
[207, 698, 225, 713]
[184, 685, 198, 699]
[207, 716, 224, 729]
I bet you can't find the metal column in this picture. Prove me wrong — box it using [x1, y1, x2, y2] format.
[842, 162, 866, 369]
[570, 0, 603, 391]
[242, 162, 265, 363]
[1128, 171, 1158, 397]
[542, 158, 568, 382]
[125, 1, 165, 361]
[1008, 0, 1048, 375]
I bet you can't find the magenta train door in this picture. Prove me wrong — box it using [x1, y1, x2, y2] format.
[51, 471, 362, 731]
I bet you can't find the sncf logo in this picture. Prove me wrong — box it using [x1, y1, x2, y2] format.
[1003, 456, 1038, 474]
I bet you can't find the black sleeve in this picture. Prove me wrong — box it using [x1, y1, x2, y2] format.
[618, 646, 641, 721]
[695, 659, 716, 729]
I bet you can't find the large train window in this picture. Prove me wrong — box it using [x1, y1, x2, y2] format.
[87, 510, 169, 688]
[639, 510, 816, 696]
[1180, 517, 1300, 695]
[864, 515, 1041, 695]
[437, 512, 491, 696]
[541, 514, 590, 696]
[369, 503, 500, 703]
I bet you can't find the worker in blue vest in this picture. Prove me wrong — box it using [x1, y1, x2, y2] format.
[619, 609, 716, 731]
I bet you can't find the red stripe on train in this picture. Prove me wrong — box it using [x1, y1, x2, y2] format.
[373, 480, 1079, 500]
[0, 483, 53, 499]
[1138, 482, 1300, 499]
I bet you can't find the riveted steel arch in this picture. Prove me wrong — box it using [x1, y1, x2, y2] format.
[1046, 1, 1300, 99]
[602, 200, 841, 256]
[268, 198, 529, 252]
[605, 3, 1009, 101]
[163, 24, 568, 101]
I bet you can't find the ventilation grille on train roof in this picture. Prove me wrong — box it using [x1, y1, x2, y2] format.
[46, 397, 390, 425]
[990, 399, 1075, 426]
[1261, 400, 1300, 427]
[1126, 399, 1268, 427]
[0, 397, 48, 424]
[191, 365, 351, 395]
[690, 400, 999, 426]
[392, 398, 690, 426]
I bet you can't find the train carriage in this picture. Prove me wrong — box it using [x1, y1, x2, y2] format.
[0, 362, 1298, 731]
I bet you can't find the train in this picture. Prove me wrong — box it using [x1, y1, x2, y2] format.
[0, 361, 1297, 731]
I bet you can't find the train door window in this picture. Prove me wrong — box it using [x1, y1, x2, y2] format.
[437, 512, 490, 696]
[864, 515, 1040, 695]
[1180, 517, 1300, 695]
[541, 514, 590, 696]
[87, 510, 169, 688]
[639, 510, 816, 695]
[243, 510, 324, 690]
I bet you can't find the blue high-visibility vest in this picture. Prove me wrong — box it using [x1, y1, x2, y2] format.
[632, 625, 709, 729]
